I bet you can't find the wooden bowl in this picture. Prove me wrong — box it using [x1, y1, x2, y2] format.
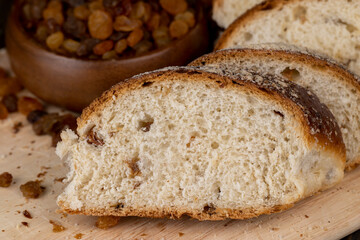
[5, 3, 209, 112]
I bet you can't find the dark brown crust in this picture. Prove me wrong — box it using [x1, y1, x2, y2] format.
[215, 0, 318, 50]
[190, 47, 358, 169]
[58, 200, 293, 221]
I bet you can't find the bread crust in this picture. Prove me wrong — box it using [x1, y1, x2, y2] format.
[58, 200, 293, 221]
[190, 47, 359, 170]
[215, 0, 320, 50]
[66, 67, 344, 220]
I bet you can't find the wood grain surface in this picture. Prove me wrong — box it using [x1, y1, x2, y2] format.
[0, 50, 360, 240]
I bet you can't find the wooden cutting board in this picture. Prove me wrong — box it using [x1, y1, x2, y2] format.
[1, 50, 360, 240]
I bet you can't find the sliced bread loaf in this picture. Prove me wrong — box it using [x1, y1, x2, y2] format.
[56, 67, 345, 220]
[215, 0, 360, 76]
[190, 44, 360, 170]
[213, 0, 264, 28]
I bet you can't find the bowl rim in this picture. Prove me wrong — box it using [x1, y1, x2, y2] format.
[10, 0, 205, 63]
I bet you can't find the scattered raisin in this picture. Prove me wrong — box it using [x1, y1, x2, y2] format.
[32, 113, 61, 135]
[2, 94, 18, 112]
[27, 110, 48, 123]
[20, 180, 45, 198]
[18, 97, 44, 116]
[95, 216, 120, 229]
[0, 103, 9, 120]
[0, 172, 13, 187]
[23, 210, 33, 219]
[0, 77, 23, 97]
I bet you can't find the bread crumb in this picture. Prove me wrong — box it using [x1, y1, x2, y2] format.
[74, 233, 84, 239]
[49, 220, 66, 232]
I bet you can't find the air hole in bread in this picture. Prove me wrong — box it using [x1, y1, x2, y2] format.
[337, 19, 358, 33]
[293, 6, 307, 23]
[281, 67, 301, 81]
[138, 114, 154, 132]
[203, 203, 216, 215]
[232, 80, 244, 86]
[244, 32, 253, 41]
[273, 110, 284, 118]
[142, 81, 153, 87]
[260, 2, 275, 11]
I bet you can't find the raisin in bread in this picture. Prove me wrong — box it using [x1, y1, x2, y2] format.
[190, 44, 360, 170]
[213, 0, 264, 28]
[215, 0, 360, 76]
[56, 67, 345, 220]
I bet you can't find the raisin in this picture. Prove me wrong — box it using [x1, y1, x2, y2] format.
[130, 1, 146, 19]
[27, 110, 48, 124]
[175, 11, 195, 28]
[95, 216, 120, 229]
[0, 103, 9, 120]
[35, 23, 49, 42]
[127, 28, 144, 47]
[169, 19, 189, 38]
[133, 40, 152, 55]
[20, 180, 45, 199]
[89, 1, 104, 12]
[0, 172, 13, 187]
[102, 50, 117, 60]
[63, 39, 81, 53]
[32, 113, 61, 135]
[152, 26, 170, 48]
[47, 1, 62, 11]
[160, 0, 188, 15]
[23, 210, 33, 219]
[45, 18, 61, 34]
[42, 7, 64, 25]
[46, 31, 64, 50]
[88, 10, 113, 40]
[87, 128, 104, 146]
[146, 13, 160, 31]
[110, 31, 129, 42]
[113, 15, 142, 32]
[18, 97, 44, 116]
[63, 15, 86, 39]
[64, 0, 85, 7]
[93, 40, 114, 55]
[2, 94, 18, 112]
[74, 5, 90, 20]
[76, 38, 100, 57]
[52, 114, 77, 133]
[114, 39, 128, 54]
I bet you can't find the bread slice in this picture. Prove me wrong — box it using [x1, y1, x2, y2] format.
[56, 67, 345, 220]
[215, 0, 360, 76]
[213, 0, 264, 28]
[190, 44, 360, 170]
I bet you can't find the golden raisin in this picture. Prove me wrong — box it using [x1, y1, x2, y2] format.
[146, 13, 160, 31]
[114, 39, 128, 54]
[88, 10, 113, 40]
[169, 19, 189, 38]
[102, 50, 117, 60]
[17, 97, 44, 116]
[113, 15, 142, 32]
[47, 0, 62, 11]
[74, 5, 90, 20]
[95, 216, 120, 229]
[175, 11, 195, 28]
[89, 1, 104, 12]
[63, 39, 81, 53]
[0, 103, 8, 119]
[152, 25, 170, 48]
[159, 10, 171, 27]
[93, 40, 114, 55]
[127, 28, 144, 47]
[142, 3, 152, 22]
[46, 31, 64, 50]
[160, 0, 188, 15]
[20, 180, 45, 199]
[42, 7, 64, 25]
[130, 1, 146, 19]
[0, 172, 13, 187]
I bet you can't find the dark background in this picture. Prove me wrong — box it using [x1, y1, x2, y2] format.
[0, 1, 359, 239]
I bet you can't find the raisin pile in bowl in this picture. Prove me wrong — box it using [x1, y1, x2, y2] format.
[20, 0, 197, 59]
